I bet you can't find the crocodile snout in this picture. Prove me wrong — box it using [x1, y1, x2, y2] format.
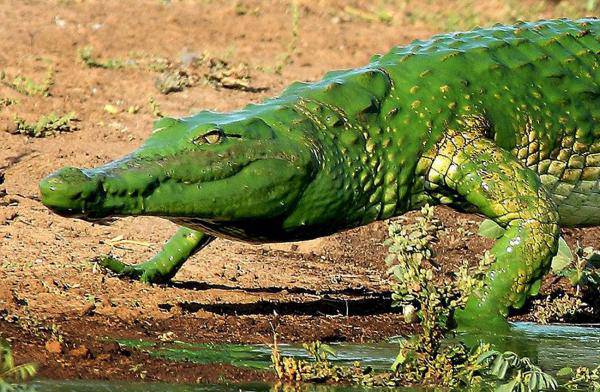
[39, 167, 101, 215]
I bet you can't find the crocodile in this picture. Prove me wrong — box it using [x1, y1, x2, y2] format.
[39, 18, 600, 328]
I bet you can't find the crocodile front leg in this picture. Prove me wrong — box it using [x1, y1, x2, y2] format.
[417, 129, 560, 330]
[99, 227, 214, 284]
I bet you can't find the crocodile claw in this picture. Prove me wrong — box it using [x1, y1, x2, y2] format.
[94, 256, 165, 284]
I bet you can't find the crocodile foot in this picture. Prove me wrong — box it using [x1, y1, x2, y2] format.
[420, 129, 560, 328]
[96, 255, 171, 284]
[453, 306, 511, 334]
[456, 322, 538, 356]
[94, 227, 215, 284]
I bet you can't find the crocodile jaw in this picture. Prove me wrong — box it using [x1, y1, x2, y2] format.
[39, 147, 315, 223]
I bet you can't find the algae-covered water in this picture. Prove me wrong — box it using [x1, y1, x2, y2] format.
[23, 323, 600, 391]
[29, 380, 408, 391]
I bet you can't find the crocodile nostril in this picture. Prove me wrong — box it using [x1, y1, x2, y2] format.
[39, 166, 100, 214]
[39, 167, 85, 194]
[56, 167, 90, 182]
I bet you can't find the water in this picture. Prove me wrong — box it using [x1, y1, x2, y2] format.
[28, 380, 405, 391]
[21, 323, 600, 391]
[511, 322, 600, 372]
[116, 339, 401, 371]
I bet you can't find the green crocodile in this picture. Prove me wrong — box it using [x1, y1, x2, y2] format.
[39, 18, 600, 328]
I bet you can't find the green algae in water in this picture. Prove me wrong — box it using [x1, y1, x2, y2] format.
[117, 339, 273, 369]
[118, 323, 600, 372]
[454, 322, 600, 373]
[116, 339, 401, 371]
[29, 379, 417, 391]
[29, 379, 271, 391]
[30, 379, 269, 391]
[17, 323, 600, 391]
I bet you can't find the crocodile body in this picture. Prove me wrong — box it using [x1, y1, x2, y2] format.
[39, 18, 600, 328]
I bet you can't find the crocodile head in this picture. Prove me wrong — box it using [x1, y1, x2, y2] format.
[39, 111, 319, 238]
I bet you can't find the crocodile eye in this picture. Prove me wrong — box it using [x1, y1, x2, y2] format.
[204, 131, 222, 144]
[193, 129, 224, 145]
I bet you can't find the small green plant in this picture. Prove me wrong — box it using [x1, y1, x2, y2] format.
[478, 350, 558, 391]
[531, 294, 587, 324]
[558, 365, 600, 391]
[271, 335, 398, 386]
[551, 241, 600, 291]
[302, 342, 336, 363]
[78, 46, 125, 69]
[155, 68, 193, 94]
[0, 338, 37, 390]
[343, 5, 393, 25]
[270, 0, 300, 74]
[152, 53, 259, 94]
[11, 112, 78, 138]
[145, 56, 170, 73]
[203, 57, 254, 91]
[148, 97, 163, 117]
[385, 205, 498, 388]
[0, 98, 17, 109]
[1, 66, 54, 97]
[386, 208, 557, 390]
[272, 208, 573, 390]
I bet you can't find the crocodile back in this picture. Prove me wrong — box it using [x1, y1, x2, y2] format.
[374, 18, 600, 225]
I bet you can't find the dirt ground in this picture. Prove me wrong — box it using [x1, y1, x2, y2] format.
[1, 0, 599, 384]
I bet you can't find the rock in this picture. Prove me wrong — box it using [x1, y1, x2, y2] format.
[0, 210, 17, 225]
[68, 345, 91, 358]
[45, 340, 62, 354]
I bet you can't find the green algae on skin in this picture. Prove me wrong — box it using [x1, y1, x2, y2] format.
[40, 18, 600, 329]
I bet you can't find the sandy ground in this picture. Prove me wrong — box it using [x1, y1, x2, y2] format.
[0, 0, 599, 383]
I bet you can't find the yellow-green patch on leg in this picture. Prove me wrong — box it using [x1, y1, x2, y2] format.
[418, 129, 560, 329]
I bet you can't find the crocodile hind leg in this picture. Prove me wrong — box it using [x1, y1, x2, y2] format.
[99, 227, 214, 284]
[417, 128, 560, 330]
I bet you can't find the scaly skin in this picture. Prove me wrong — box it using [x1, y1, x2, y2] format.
[39, 18, 600, 328]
